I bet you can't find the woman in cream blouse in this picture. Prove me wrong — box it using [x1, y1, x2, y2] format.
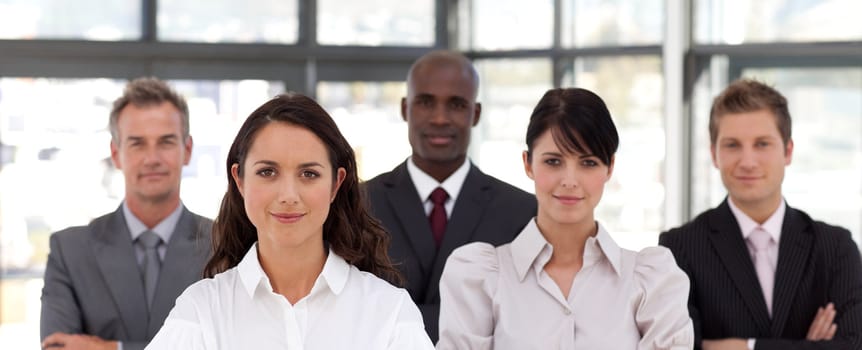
[437, 88, 693, 350]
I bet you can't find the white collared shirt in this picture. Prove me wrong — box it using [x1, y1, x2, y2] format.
[728, 197, 785, 271]
[146, 243, 434, 350]
[438, 219, 694, 350]
[406, 157, 471, 218]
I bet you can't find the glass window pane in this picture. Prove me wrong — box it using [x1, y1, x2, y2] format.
[695, 0, 862, 44]
[317, 82, 409, 180]
[158, 0, 298, 43]
[692, 64, 862, 243]
[317, 0, 434, 46]
[0, 0, 140, 40]
[564, 55, 665, 249]
[465, 0, 553, 50]
[562, 0, 663, 47]
[473, 59, 552, 193]
[0, 78, 283, 347]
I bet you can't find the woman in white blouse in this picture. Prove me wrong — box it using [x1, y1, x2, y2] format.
[147, 94, 434, 350]
[437, 88, 693, 350]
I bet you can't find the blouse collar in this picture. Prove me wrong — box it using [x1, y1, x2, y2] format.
[511, 218, 622, 282]
[237, 242, 350, 299]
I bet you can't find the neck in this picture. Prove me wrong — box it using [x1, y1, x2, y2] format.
[257, 238, 327, 305]
[413, 155, 465, 183]
[125, 195, 180, 229]
[535, 212, 596, 264]
[731, 195, 782, 224]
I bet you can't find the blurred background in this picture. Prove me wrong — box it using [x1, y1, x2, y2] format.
[0, 0, 860, 347]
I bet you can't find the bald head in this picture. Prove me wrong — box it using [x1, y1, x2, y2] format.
[407, 50, 480, 100]
[401, 50, 482, 182]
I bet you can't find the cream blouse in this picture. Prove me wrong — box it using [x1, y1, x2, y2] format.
[437, 219, 693, 350]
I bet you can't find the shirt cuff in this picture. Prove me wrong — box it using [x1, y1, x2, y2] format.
[117, 341, 123, 350]
[747, 338, 755, 350]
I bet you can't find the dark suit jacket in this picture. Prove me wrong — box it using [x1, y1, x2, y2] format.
[364, 161, 536, 342]
[659, 200, 862, 350]
[40, 205, 213, 350]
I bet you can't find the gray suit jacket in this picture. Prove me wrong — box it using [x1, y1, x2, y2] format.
[40, 205, 213, 350]
[364, 161, 536, 342]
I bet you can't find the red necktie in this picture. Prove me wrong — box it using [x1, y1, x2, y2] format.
[429, 187, 449, 248]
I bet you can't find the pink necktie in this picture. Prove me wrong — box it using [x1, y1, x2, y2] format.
[429, 187, 449, 248]
[748, 228, 774, 316]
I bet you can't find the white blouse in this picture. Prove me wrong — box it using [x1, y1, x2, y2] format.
[146, 243, 434, 350]
[437, 219, 693, 350]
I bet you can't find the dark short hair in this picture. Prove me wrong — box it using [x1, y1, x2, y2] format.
[204, 93, 402, 286]
[525, 88, 619, 166]
[709, 79, 791, 145]
[110, 77, 190, 143]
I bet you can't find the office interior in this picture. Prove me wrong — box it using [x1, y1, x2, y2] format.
[0, 0, 860, 347]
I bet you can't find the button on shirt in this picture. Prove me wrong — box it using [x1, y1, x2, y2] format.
[437, 219, 694, 350]
[146, 243, 434, 350]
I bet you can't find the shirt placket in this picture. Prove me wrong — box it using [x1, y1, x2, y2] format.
[282, 299, 304, 349]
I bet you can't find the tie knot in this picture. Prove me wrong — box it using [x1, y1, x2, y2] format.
[748, 228, 772, 251]
[138, 231, 162, 249]
[430, 187, 449, 205]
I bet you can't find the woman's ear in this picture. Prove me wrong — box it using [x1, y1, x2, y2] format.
[230, 163, 244, 197]
[522, 151, 534, 180]
[606, 155, 615, 181]
[331, 167, 347, 203]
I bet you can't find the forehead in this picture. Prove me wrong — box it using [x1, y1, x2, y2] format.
[246, 122, 331, 166]
[408, 62, 477, 100]
[117, 102, 183, 135]
[716, 109, 782, 139]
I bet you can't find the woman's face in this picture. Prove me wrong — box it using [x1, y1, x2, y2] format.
[231, 122, 346, 251]
[523, 129, 613, 228]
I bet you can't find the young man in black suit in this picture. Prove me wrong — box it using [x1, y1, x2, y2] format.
[660, 79, 862, 350]
[364, 50, 536, 342]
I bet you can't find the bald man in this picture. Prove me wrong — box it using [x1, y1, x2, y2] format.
[363, 50, 536, 342]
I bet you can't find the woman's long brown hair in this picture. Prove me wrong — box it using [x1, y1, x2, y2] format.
[203, 93, 402, 286]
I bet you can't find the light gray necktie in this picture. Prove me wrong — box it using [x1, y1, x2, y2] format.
[748, 228, 774, 317]
[138, 231, 163, 309]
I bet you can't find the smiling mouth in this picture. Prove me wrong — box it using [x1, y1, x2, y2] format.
[139, 172, 168, 179]
[425, 134, 454, 146]
[272, 213, 304, 224]
[553, 195, 584, 204]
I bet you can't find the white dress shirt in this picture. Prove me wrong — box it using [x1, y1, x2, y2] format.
[146, 243, 434, 350]
[406, 157, 470, 218]
[437, 219, 694, 350]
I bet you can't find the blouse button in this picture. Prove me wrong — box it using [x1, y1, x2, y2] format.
[563, 308, 572, 315]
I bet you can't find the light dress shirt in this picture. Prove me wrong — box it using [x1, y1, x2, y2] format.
[146, 243, 434, 350]
[406, 156, 470, 218]
[437, 218, 694, 350]
[728, 197, 785, 350]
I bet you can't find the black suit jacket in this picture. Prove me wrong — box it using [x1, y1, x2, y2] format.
[40, 206, 213, 350]
[659, 200, 862, 350]
[363, 161, 536, 342]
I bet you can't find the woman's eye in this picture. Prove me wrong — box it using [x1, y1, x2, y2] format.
[301, 170, 320, 178]
[256, 168, 276, 177]
[543, 158, 561, 166]
[582, 159, 598, 167]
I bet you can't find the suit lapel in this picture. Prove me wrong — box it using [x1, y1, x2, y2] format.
[770, 206, 813, 336]
[91, 208, 148, 340]
[147, 209, 209, 337]
[426, 165, 492, 303]
[706, 201, 772, 335]
[383, 162, 437, 274]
